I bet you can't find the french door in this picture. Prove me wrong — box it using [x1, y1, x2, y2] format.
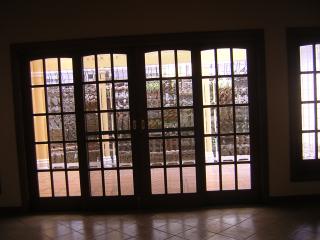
[20, 32, 265, 210]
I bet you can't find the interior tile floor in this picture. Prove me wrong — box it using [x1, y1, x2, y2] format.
[1, 204, 319, 240]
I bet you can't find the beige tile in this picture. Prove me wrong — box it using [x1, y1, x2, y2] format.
[156, 222, 193, 235]
[207, 234, 236, 240]
[177, 226, 216, 240]
[93, 230, 132, 240]
[43, 224, 74, 239]
[219, 225, 255, 240]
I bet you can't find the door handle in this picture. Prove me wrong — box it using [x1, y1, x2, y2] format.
[141, 120, 145, 130]
[132, 120, 137, 130]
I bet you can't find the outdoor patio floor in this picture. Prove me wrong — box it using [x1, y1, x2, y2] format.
[37, 166, 251, 197]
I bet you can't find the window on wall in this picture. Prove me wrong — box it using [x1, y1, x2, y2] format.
[288, 28, 320, 181]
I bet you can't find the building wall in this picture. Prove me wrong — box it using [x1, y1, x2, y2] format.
[1, 0, 320, 207]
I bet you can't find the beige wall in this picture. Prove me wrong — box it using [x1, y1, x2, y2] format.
[1, 0, 320, 207]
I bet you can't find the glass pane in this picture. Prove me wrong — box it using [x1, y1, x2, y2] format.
[60, 58, 73, 84]
[318, 104, 320, 130]
[88, 142, 101, 168]
[117, 133, 131, 139]
[204, 136, 219, 163]
[179, 79, 193, 106]
[113, 54, 128, 80]
[30, 60, 44, 85]
[222, 165, 235, 190]
[146, 81, 161, 108]
[201, 50, 216, 76]
[300, 45, 314, 72]
[301, 103, 315, 130]
[47, 86, 61, 113]
[97, 54, 112, 81]
[181, 130, 194, 137]
[221, 135, 234, 162]
[53, 171, 67, 197]
[32, 88, 46, 114]
[318, 133, 320, 159]
[64, 115, 77, 141]
[218, 77, 232, 105]
[66, 143, 78, 169]
[118, 141, 132, 167]
[35, 144, 49, 170]
[317, 74, 320, 100]
[180, 109, 194, 128]
[301, 74, 314, 101]
[149, 132, 163, 137]
[38, 172, 52, 197]
[62, 86, 75, 112]
[85, 113, 99, 132]
[164, 131, 178, 137]
[203, 107, 218, 134]
[45, 58, 59, 85]
[48, 115, 63, 141]
[149, 139, 163, 166]
[165, 138, 179, 166]
[161, 50, 175, 77]
[116, 112, 130, 131]
[100, 112, 114, 132]
[167, 168, 180, 194]
[87, 134, 100, 141]
[164, 109, 178, 128]
[99, 83, 113, 110]
[145, 51, 160, 79]
[83, 55, 96, 82]
[120, 169, 134, 195]
[233, 48, 247, 75]
[163, 80, 177, 107]
[217, 48, 231, 75]
[84, 84, 97, 111]
[148, 110, 162, 129]
[206, 165, 219, 191]
[33, 116, 48, 142]
[219, 107, 233, 134]
[202, 78, 216, 105]
[115, 82, 129, 109]
[302, 133, 315, 160]
[151, 168, 165, 194]
[104, 170, 118, 196]
[181, 138, 195, 165]
[236, 135, 250, 162]
[105, 133, 117, 140]
[50, 143, 64, 170]
[235, 106, 250, 133]
[68, 171, 81, 196]
[316, 45, 320, 71]
[102, 141, 117, 167]
[177, 50, 192, 77]
[234, 77, 248, 104]
[90, 171, 103, 196]
[183, 167, 196, 193]
[237, 164, 251, 190]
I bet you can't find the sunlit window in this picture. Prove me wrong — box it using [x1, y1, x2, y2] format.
[299, 44, 320, 160]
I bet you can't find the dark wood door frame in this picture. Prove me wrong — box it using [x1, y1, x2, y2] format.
[11, 30, 268, 211]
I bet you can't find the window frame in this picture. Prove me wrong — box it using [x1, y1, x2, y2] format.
[288, 27, 320, 181]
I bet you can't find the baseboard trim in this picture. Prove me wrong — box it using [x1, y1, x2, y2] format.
[1, 194, 320, 213]
[0, 206, 25, 215]
[266, 194, 320, 204]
